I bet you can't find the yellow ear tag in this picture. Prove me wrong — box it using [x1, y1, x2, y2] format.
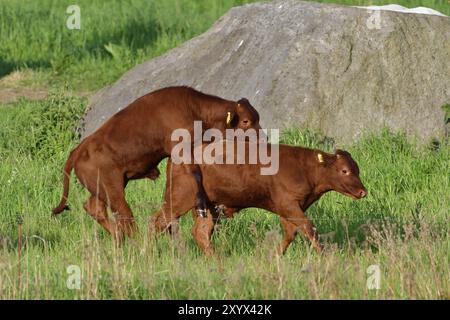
[226, 112, 232, 125]
[317, 153, 324, 163]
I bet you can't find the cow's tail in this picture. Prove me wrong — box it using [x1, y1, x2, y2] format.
[52, 148, 77, 215]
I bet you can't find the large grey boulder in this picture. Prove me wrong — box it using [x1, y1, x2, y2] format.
[80, 0, 450, 143]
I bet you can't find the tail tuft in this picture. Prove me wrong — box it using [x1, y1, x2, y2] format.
[52, 204, 70, 215]
[52, 147, 76, 216]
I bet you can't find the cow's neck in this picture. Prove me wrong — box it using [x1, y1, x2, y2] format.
[301, 183, 331, 211]
[304, 152, 333, 201]
[195, 100, 234, 130]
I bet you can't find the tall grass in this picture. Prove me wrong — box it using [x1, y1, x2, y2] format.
[0, 0, 254, 90]
[0, 94, 448, 299]
[0, 0, 448, 90]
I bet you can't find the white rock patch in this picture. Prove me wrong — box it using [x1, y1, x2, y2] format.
[355, 4, 447, 17]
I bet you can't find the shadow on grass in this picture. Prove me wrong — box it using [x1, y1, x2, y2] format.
[0, 16, 161, 79]
[203, 206, 447, 255]
[0, 59, 52, 78]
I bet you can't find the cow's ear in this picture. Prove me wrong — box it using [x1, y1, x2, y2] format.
[225, 110, 237, 127]
[335, 149, 351, 159]
[317, 152, 336, 166]
[317, 153, 325, 164]
[237, 98, 250, 107]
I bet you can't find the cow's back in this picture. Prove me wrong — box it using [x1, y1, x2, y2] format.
[194, 142, 301, 209]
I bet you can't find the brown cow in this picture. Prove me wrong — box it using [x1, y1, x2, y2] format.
[52, 86, 261, 242]
[151, 141, 367, 254]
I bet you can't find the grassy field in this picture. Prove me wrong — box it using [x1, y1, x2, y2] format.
[0, 0, 449, 93]
[0, 93, 448, 299]
[0, 0, 449, 299]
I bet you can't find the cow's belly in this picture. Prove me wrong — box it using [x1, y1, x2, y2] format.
[124, 153, 166, 180]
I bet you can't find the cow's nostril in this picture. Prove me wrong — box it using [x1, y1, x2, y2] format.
[360, 190, 367, 198]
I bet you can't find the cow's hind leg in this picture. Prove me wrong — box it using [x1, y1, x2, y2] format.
[104, 184, 137, 239]
[83, 196, 119, 240]
[192, 207, 218, 255]
[150, 195, 197, 236]
[79, 168, 136, 242]
[152, 207, 179, 235]
[150, 162, 201, 236]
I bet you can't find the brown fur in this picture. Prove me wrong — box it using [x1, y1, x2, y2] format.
[151, 142, 367, 254]
[52, 86, 261, 242]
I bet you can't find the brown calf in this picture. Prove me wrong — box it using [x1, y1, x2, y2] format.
[52, 86, 261, 242]
[151, 142, 367, 254]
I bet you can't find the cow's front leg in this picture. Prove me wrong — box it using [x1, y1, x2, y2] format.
[277, 203, 323, 253]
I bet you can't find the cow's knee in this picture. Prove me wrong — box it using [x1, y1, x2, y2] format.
[84, 197, 106, 221]
[151, 211, 174, 233]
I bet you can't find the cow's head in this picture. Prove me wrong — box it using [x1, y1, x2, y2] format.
[317, 149, 367, 199]
[227, 98, 261, 131]
[225, 98, 264, 141]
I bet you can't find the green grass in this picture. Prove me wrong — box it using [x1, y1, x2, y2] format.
[0, 95, 448, 299]
[0, 0, 449, 91]
[0, 0, 255, 91]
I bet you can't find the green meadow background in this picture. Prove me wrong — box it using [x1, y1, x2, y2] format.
[0, 0, 449, 299]
[1, 0, 449, 91]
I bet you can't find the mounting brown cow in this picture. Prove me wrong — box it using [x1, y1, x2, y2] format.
[52, 86, 261, 242]
[151, 141, 367, 254]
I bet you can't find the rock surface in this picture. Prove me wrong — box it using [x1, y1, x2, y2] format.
[81, 0, 450, 143]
